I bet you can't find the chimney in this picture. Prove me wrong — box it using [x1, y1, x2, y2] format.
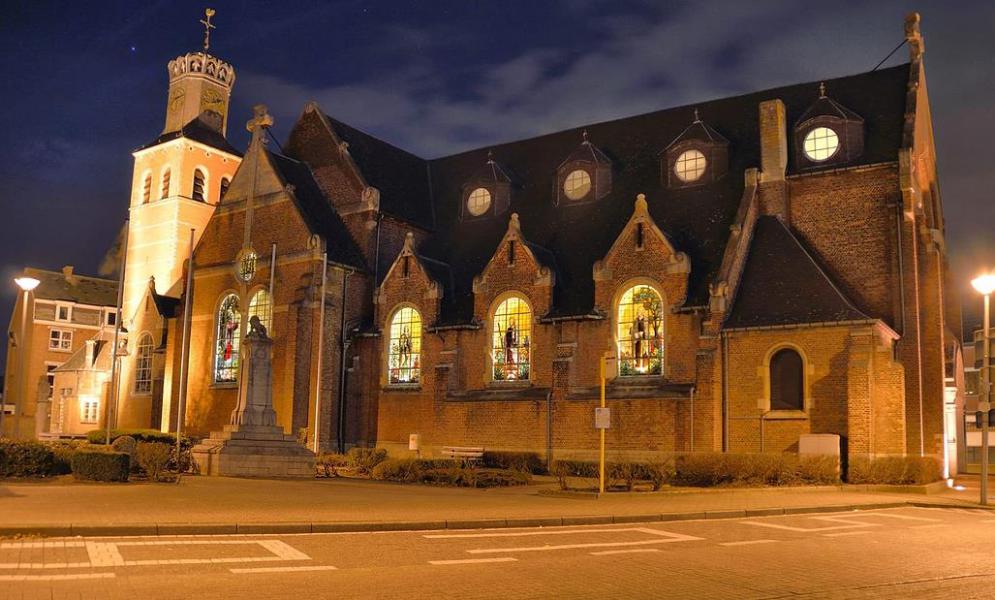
[62, 265, 75, 283]
[84, 339, 96, 368]
[758, 99, 787, 182]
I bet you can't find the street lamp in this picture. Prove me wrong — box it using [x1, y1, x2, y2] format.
[971, 273, 995, 506]
[6, 277, 41, 439]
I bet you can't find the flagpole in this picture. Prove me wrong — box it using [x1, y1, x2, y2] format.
[175, 228, 195, 472]
[106, 221, 129, 444]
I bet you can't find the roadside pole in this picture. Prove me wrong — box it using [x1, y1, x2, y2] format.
[599, 353, 606, 494]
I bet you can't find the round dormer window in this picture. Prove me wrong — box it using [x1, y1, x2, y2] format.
[563, 169, 592, 200]
[467, 187, 491, 216]
[803, 127, 840, 162]
[674, 149, 707, 182]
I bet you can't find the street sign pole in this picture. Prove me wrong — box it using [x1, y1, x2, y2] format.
[982, 293, 990, 506]
[599, 353, 606, 495]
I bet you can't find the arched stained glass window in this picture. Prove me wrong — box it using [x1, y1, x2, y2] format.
[616, 284, 664, 376]
[214, 294, 241, 383]
[770, 348, 804, 411]
[248, 289, 272, 333]
[160, 168, 171, 199]
[387, 307, 421, 384]
[192, 168, 206, 202]
[491, 296, 532, 381]
[134, 333, 153, 394]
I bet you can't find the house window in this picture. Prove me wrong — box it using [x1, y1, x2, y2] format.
[248, 289, 273, 333]
[214, 294, 241, 383]
[674, 149, 707, 182]
[802, 127, 839, 162]
[160, 168, 171, 199]
[220, 177, 231, 200]
[142, 174, 152, 204]
[56, 305, 71, 321]
[106, 311, 117, 327]
[491, 295, 532, 381]
[387, 306, 421, 384]
[45, 364, 59, 399]
[80, 396, 99, 424]
[49, 329, 72, 351]
[563, 169, 592, 201]
[192, 168, 206, 202]
[770, 348, 804, 411]
[616, 284, 664, 376]
[467, 187, 492, 217]
[134, 333, 153, 394]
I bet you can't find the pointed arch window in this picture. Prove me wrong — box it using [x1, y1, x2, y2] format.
[248, 289, 273, 333]
[220, 176, 231, 200]
[134, 333, 154, 394]
[387, 306, 422, 384]
[491, 295, 532, 381]
[142, 174, 152, 204]
[160, 168, 171, 199]
[770, 348, 804, 411]
[214, 294, 241, 383]
[616, 284, 664, 376]
[192, 168, 206, 202]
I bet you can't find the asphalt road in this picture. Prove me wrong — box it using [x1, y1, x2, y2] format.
[2, 506, 994, 599]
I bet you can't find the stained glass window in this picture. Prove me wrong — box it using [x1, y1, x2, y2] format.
[248, 289, 272, 333]
[192, 168, 206, 201]
[387, 307, 421, 384]
[616, 284, 664, 376]
[236, 250, 257, 283]
[134, 333, 153, 394]
[214, 294, 241, 383]
[491, 296, 532, 381]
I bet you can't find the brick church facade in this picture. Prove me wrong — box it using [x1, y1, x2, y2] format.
[59, 13, 957, 469]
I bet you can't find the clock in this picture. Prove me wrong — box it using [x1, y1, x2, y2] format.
[200, 88, 226, 116]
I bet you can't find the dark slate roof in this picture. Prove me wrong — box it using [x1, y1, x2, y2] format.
[151, 290, 180, 319]
[797, 93, 865, 125]
[322, 115, 434, 231]
[267, 151, 368, 271]
[54, 335, 112, 373]
[137, 115, 242, 156]
[724, 217, 870, 329]
[666, 117, 729, 148]
[23, 268, 118, 307]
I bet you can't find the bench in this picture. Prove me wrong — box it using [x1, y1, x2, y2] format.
[440, 446, 484, 465]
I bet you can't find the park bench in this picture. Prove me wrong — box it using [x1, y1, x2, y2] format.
[440, 446, 484, 466]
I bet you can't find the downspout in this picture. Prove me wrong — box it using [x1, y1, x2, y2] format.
[689, 385, 695, 453]
[546, 389, 553, 469]
[371, 213, 383, 305]
[312, 251, 327, 454]
[337, 269, 351, 453]
[721, 333, 729, 452]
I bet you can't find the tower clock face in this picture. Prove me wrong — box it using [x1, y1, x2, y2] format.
[200, 88, 226, 116]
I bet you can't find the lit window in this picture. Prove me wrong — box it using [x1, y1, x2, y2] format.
[770, 348, 804, 411]
[134, 333, 153, 394]
[49, 329, 72, 351]
[491, 296, 532, 381]
[142, 174, 152, 204]
[616, 284, 664, 376]
[160, 168, 171, 199]
[803, 127, 839, 162]
[214, 294, 241, 383]
[236, 249, 258, 283]
[467, 187, 491, 217]
[674, 149, 707, 182]
[387, 307, 422, 384]
[248, 289, 273, 333]
[80, 396, 99, 424]
[192, 168, 206, 202]
[563, 169, 592, 200]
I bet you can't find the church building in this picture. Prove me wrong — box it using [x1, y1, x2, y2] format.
[35, 13, 960, 472]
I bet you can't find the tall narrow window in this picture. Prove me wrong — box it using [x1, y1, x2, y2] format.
[491, 296, 532, 381]
[248, 289, 273, 333]
[616, 284, 664, 376]
[387, 306, 422, 384]
[220, 177, 231, 200]
[160, 168, 171, 199]
[134, 333, 153, 394]
[770, 348, 804, 411]
[192, 169, 206, 202]
[142, 174, 152, 204]
[214, 294, 241, 383]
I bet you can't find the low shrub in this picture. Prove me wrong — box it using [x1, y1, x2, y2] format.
[370, 459, 528, 488]
[0, 440, 59, 478]
[86, 429, 194, 473]
[797, 455, 840, 484]
[474, 468, 530, 488]
[49, 440, 87, 475]
[135, 442, 172, 482]
[847, 456, 941, 485]
[347, 447, 388, 474]
[481, 451, 546, 474]
[315, 453, 349, 477]
[70, 450, 130, 482]
[370, 458, 424, 483]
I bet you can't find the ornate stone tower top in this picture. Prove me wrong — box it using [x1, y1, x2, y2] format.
[162, 9, 236, 136]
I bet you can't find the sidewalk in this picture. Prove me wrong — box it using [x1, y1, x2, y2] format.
[0, 475, 988, 537]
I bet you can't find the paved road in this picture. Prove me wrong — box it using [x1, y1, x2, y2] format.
[2, 507, 994, 599]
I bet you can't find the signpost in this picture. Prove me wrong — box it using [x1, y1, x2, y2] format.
[597, 354, 611, 494]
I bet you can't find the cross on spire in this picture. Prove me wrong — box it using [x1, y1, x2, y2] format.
[819, 81, 826, 98]
[200, 8, 216, 51]
[693, 108, 700, 122]
[246, 104, 273, 145]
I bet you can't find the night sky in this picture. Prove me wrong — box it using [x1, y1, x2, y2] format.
[1, 0, 993, 371]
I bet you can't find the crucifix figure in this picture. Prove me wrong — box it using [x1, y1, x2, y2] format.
[201, 8, 216, 51]
[246, 104, 274, 143]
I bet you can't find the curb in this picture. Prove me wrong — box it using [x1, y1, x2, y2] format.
[0, 499, 976, 539]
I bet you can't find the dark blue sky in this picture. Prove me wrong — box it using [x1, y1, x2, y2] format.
[1, 0, 993, 370]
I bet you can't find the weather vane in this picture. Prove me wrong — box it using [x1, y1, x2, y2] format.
[200, 8, 216, 51]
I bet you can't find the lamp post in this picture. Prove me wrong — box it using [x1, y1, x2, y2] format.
[9, 277, 41, 439]
[971, 273, 995, 506]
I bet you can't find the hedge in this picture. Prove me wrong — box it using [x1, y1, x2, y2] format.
[70, 450, 130, 482]
[481, 451, 546, 474]
[347, 447, 388, 474]
[87, 428, 195, 473]
[0, 440, 62, 478]
[847, 456, 941, 485]
[370, 458, 529, 488]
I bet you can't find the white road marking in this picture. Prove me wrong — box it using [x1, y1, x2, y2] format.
[0, 541, 85, 549]
[230, 565, 338, 574]
[430, 558, 519, 565]
[590, 549, 662, 556]
[85, 541, 125, 567]
[0, 573, 116, 582]
[460, 528, 702, 554]
[0, 562, 91, 570]
[719, 540, 779, 546]
[823, 531, 873, 537]
[256, 540, 312, 561]
[427, 527, 699, 540]
[744, 512, 938, 533]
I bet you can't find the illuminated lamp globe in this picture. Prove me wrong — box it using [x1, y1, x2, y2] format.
[972, 274, 995, 296]
[14, 277, 41, 292]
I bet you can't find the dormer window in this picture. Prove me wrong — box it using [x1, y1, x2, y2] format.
[461, 151, 513, 220]
[674, 149, 707, 182]
[802, 126, 840, 162]
[555, 131, 612, 205]
[793, 83, 863, 170]
[663, 111, 728, 189]
[467, 187, 492, 216]
[563, 169, 592, 200]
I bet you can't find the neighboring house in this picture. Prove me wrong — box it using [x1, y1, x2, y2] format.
[1, 266, 118, 439]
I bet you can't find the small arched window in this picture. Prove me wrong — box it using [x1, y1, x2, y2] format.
[142, 174, 152, 204]
[220, 177, 231, 200]
[616, 284, 664, 376]
[491, 295, 532, 381]
[770, 348, 804, 411]
[134, 333, 154, 394]
[160, 168, 171, 199]
[387, 306, 422, 384]
[192, 169, 206, 202]
[247, 289, 272, 333]
[214, 294, 241, 383]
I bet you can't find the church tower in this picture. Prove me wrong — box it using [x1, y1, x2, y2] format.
[122, 10, 242, 322]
